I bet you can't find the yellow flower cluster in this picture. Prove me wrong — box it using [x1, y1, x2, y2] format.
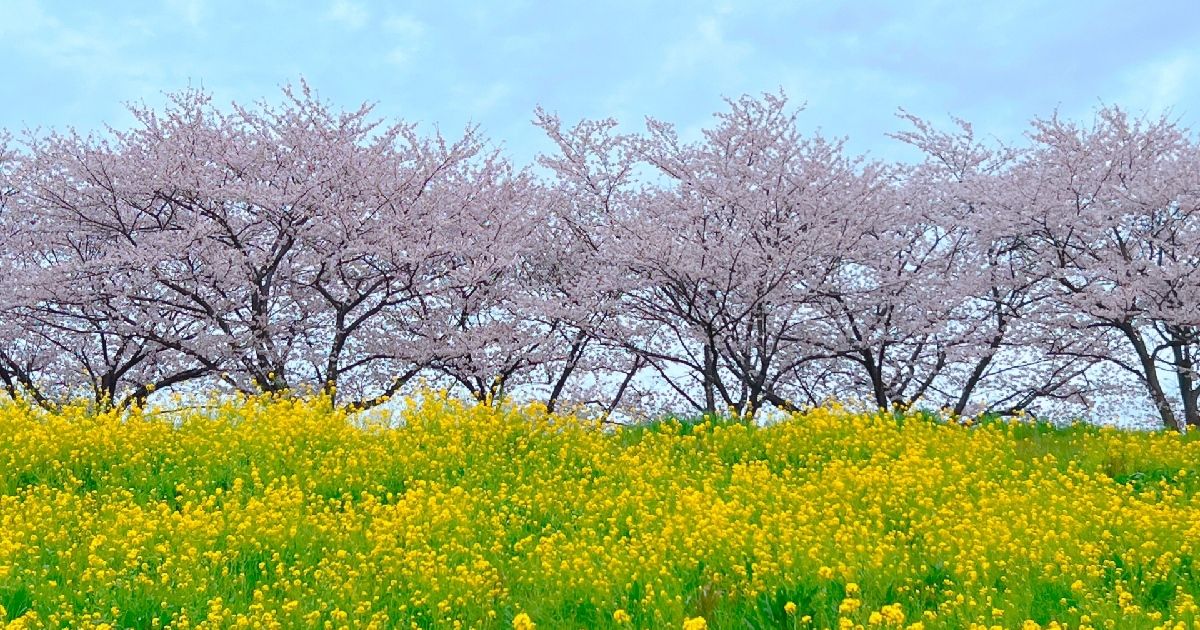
[0, 394, 1198, 629]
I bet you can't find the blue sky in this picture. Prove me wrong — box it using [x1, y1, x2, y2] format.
[2, 0, 1198, 165]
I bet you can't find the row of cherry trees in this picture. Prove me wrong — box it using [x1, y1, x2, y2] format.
[1, 85, 1197, 429]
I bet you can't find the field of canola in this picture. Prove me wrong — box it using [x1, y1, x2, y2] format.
[1, 395, 1199, 630]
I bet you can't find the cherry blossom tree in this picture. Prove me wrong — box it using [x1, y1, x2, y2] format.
[259, 89, 490, 409]
[1, 126, 207, 409]
[531, 112, 651, 415]
[4, 85, 523, 410]
[113, 85, 535, 409]
[0, 131, 65, 406]
[1017, 108, 1200, 430]
[890, 113, 1102, 418]
[569, 93, 890, 418]
[406, 155, 545, 403]
[2, 85, 1197, 430]
[802, 177, 968, 410]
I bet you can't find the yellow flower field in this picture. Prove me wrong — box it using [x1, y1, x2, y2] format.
[1, 394, 1198, 629]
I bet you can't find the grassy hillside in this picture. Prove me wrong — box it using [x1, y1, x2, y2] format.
[0, 395, 1198, 629]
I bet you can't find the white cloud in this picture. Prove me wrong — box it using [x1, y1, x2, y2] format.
[383, 15, 424, 38]
[167, 0, 205, 28]
[1109, 52, 1197, 121]
[660, 14, 751, 77]
[385, 46, 412, 67]
[472, 82, 513, 113]
[327, 0, 369, 30]
[382, 14, 426, 67]
[1142, 54, 1193, 115]
[0, 0, 137, 74]
[453, 81, 512, 117]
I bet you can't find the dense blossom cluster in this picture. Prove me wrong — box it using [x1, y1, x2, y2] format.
[1, 85, 1199, 428]
[0, 395, 1198, 628]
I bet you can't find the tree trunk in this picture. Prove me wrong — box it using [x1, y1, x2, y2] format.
[1171, 342, 1200, 428]
[862, 350, 889, 409]
[702, 342, 718, 415]
[1122, 324, 1182, 431]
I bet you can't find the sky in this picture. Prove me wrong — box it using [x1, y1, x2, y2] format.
[1, 0, 1198, 166]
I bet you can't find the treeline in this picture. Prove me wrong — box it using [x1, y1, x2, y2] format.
[0, 85, 1197, 429]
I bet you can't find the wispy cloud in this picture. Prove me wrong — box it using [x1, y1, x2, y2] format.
[0, 0, 153, 81]
[167, 0, 206, 29]
[1122, 53, 1195, 116]
[1, 0, 1197, 167]
[382, 14, 426, 67]
[449, 81, 514, 120]
[660, 13, 751, 77]
[383, 14, 424, 38]
[327, 0, 369, 30]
